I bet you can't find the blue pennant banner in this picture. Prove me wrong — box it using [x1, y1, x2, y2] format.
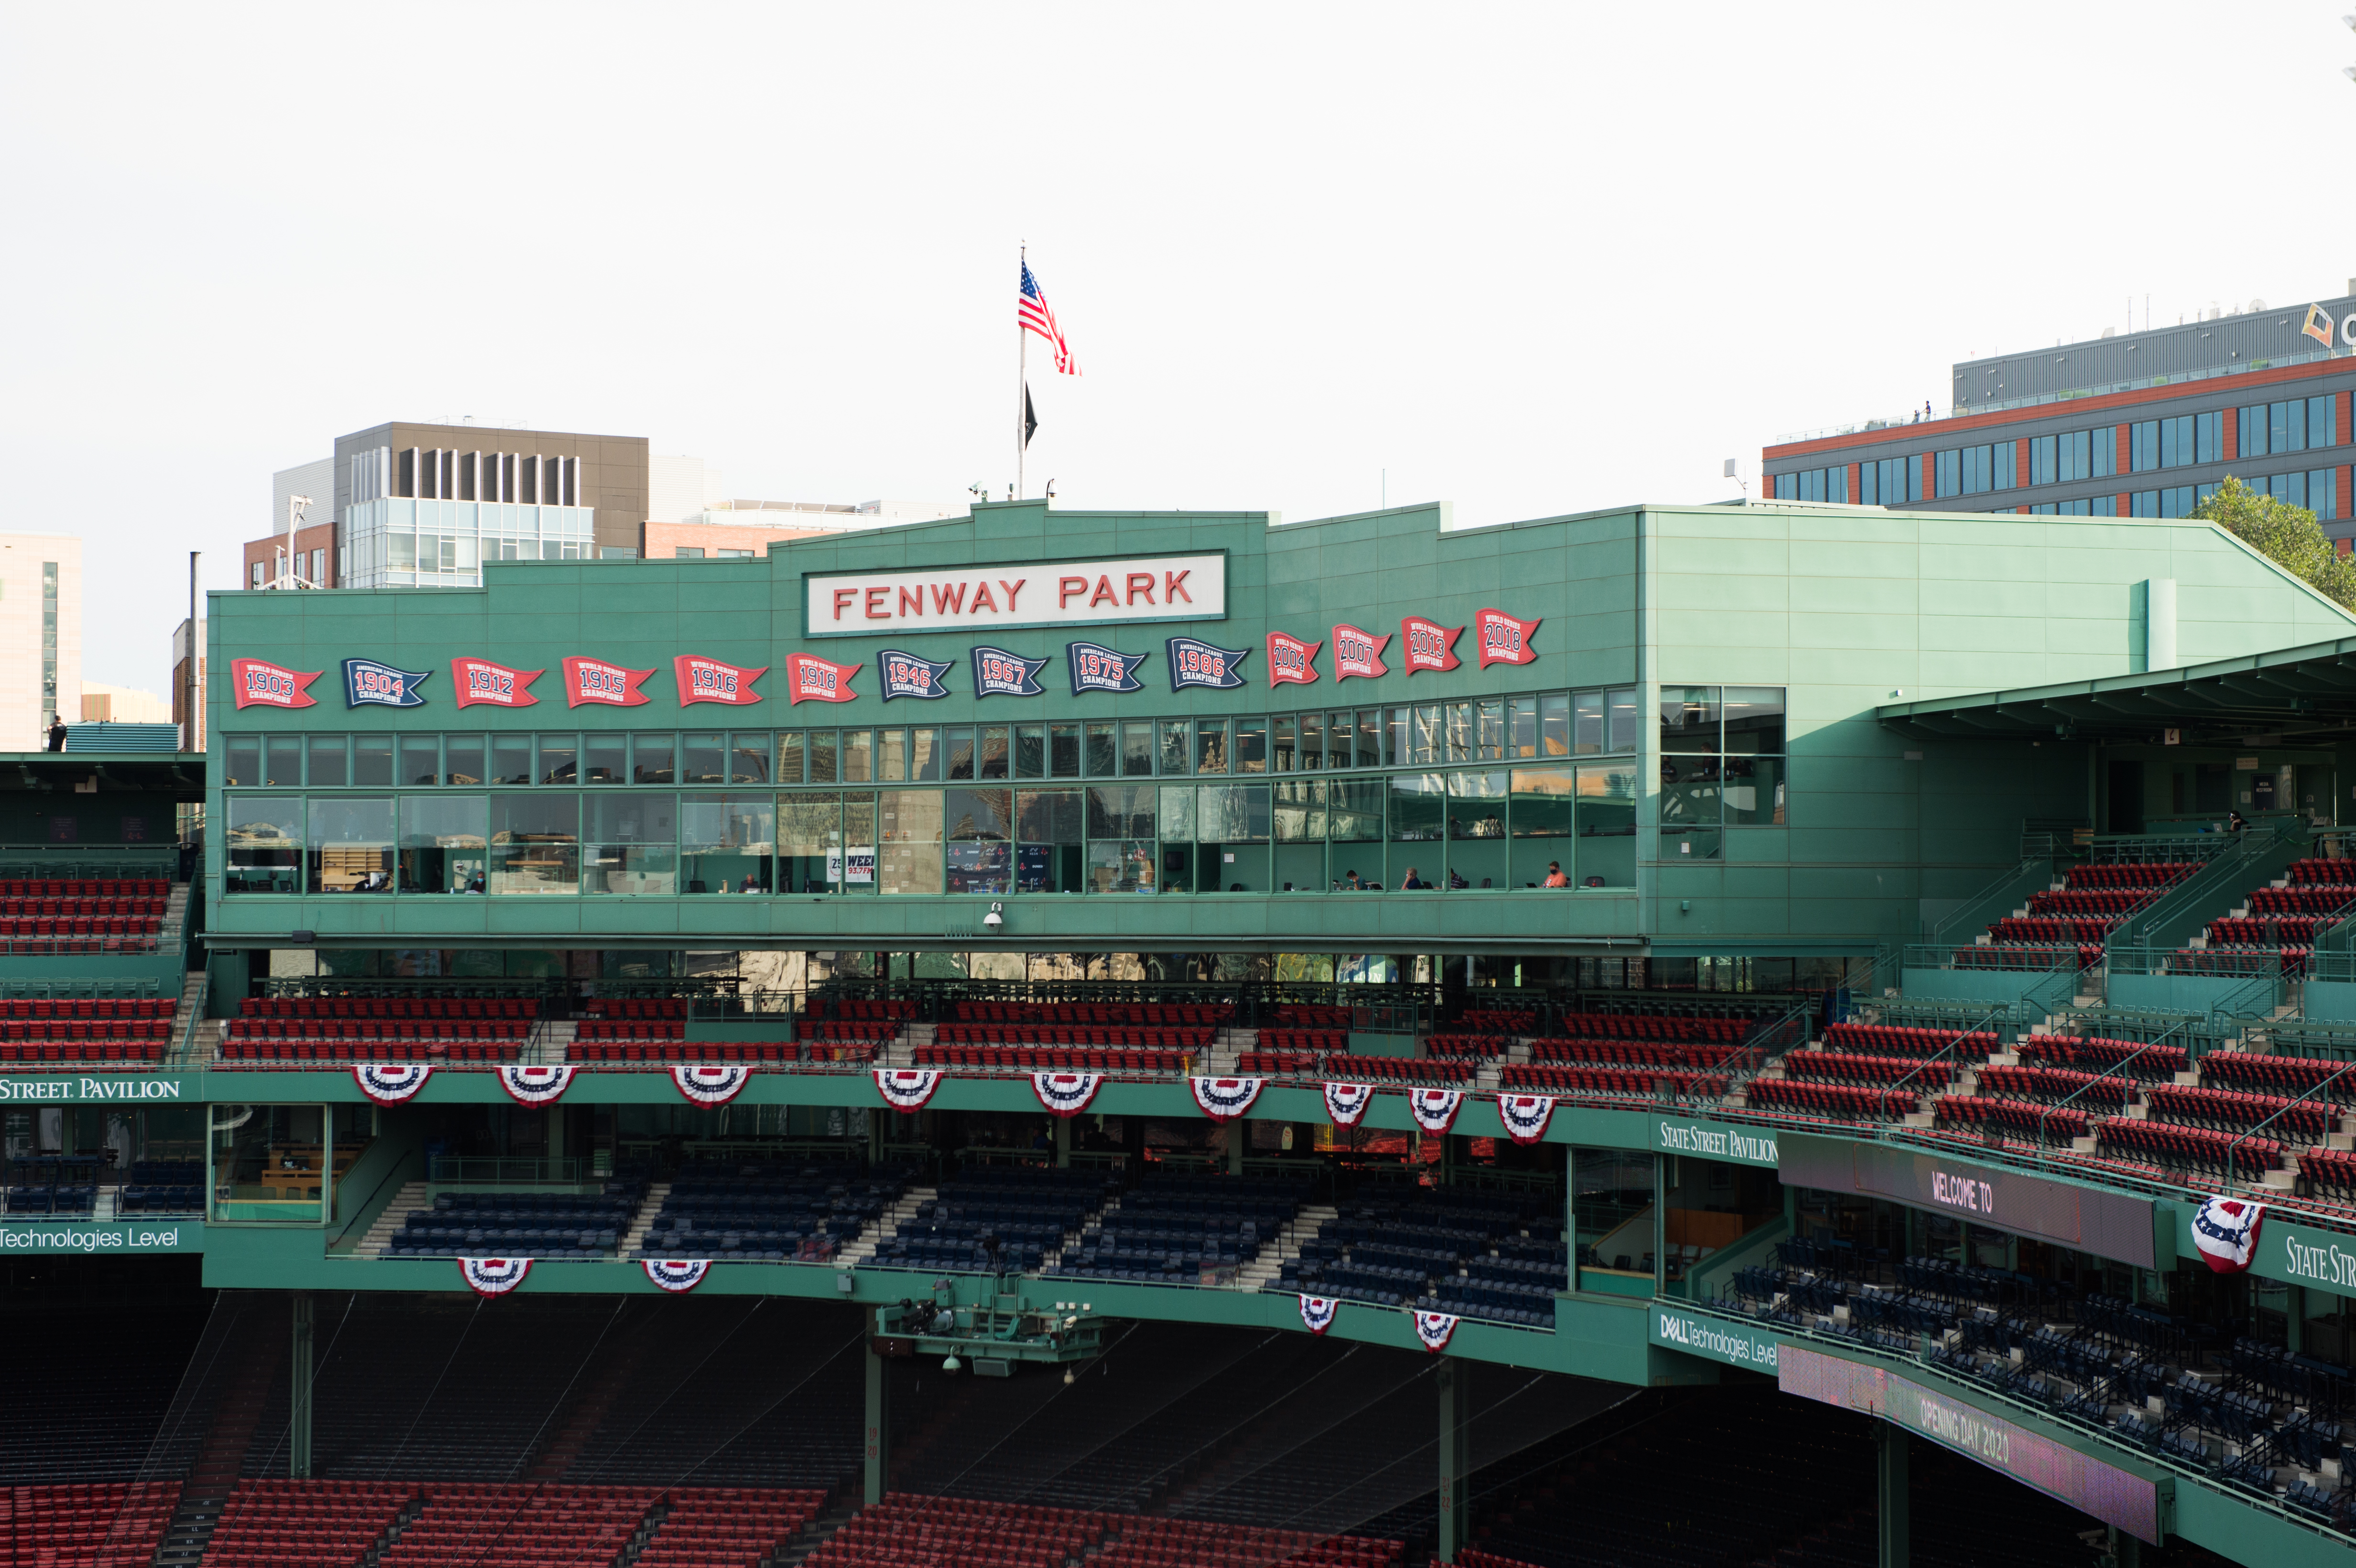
[1166, 637, 1249, 691]
[1066, 641, 1149, 695]
[972, 646, 1049, 698]
[877, 650, 954, 701]
[343, 658, 432, 708]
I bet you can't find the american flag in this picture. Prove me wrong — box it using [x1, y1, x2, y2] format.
[1019, 261, 1080, 376]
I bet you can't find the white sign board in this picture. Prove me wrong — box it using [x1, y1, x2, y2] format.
[804, 553, 1226, 637]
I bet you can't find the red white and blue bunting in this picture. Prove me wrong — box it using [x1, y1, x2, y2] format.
[1190, 1077, 1265, 1121]
[458, 1256, 532, 1297]
[1031, 1071, 1103, 1118]
[2191, 1195, 2266, 1274]
[1412, 1310, 1460, 1353]
[670, 1063, 753, 1107]
[1407, 1088, 1464, 1135]
[1299, 1295, 1339, 1335]
[1321, 1082, 1374, 1127]
[498, 1064, 575, 1106]
[874, 1068, 944, 1112]
[1496, 1093, 1557, 1146]
[641, 1258, 713, 1293]
[353, 1062, 433, 1105]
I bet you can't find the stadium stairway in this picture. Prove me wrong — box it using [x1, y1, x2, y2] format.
[769, 1494, 863, 1567]
[883, 1023, 926, 1067]
[535, 1018, 575, 1065]
[356, 1182, 432, 1258]
[1239, 1202, 1338, 1292]
[620, 1182, 673, 1255]
[834, 1185, 936, 1267]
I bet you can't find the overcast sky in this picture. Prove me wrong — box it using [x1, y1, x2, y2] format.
[5, 2, 2353, 692]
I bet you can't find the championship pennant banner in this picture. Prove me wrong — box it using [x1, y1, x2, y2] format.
[232, 659, 320, 710]
[972, 647, 1048, 698]
[1168, 638, 1249, 691]
[344, 658, 431, 708]
[785, 654, 861, 704]
[1401, 617, 1462, 675]
[452, 658, 543, 709]
[1474, 609, 1541, 667]
[562, 657, 652, 708]
[1067, 642, 1148, 694]
[1266, 632, 1321, 688]
[879, 650, 953, 701]
[676, 655, 766, 706]
[1331, 624, 1389, 681]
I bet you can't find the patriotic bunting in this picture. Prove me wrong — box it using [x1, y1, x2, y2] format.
[1412, 1310, 1460, 1353]
[1497, 1093, 1557, 1146]
[1189, 1077, 1265, 1121]
[1299, 1295, 1339, 1335]
[874, 1068, 944, 1112]
[498, 1064, 575, 1106]
[458, 1257, 533, 1297]
[353, 1062, 433, 1105]
[642, 1258, 713, 1294]
[1407, 1087, 1464, 1134]
[671, 1063, 753, 1106]
[1031, 1071, 1103, 1117]
[1322, 1082, 1374, 1127]
[2190, 1195, 2265, 1274]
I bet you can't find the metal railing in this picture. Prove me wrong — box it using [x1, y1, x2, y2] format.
[172, 974, 208, 1067]
[2109, 820, 2301, 952]
[1922, 855, 2056, 946]
[427, 1156, 589, 1185]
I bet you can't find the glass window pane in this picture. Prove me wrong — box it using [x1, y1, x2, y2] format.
[306, 735, 348, 787]
[840, 790, 877, 894]
[224, 735, 259, 788]
[1328, 779, 1385, 842]
[536, 734, 577, 785]
[1509, 768, 1576, 841]
[1328, 713, 1355, 770]
[1014, 724, 1046, 779]
[1196, 719, 1228, 774]
[1508, 697, 1538, 760]
[1357, 710, 1382, 769]
[486, 734, 529, 785]
[1234, 719, 1266, 774]
[1298, 712, 1323, 771]
[1570, 693, 1599, 756]
[909, 728, 941, 782]
[1158, 784, 1197, 843]
[1724, 755, 1784, 826]
[1575, 762, 1638, 888]
[1659, 686, 1719, 752]
[1085, 722, 1118, 777]
[266, 736, 302, 787]
[1158, 720, 1190, 775]
[1087, 838, 1156, 894]
[944, 727, 974, 781]
[1659, 753, 1721, 861]
[680, 793, 772, 894]
[584, 792, 677, 895]
[1271, 716, 1295, 773]
[1200, 782, 1269, 843]
[880, 789, 943, 895]
[490, 795, 579, 894]
[399, 794, 488, 893]
[1049, 723, 1080, 778]
[1121, 722, 1155, 778]
[226, 796, 301, 893]
[945, 787, 1014, 842]
[1477, 698, 1505, 760]
[1273, 778, 1325, 842]
[1446, 770, 1508, 889]
[393, 734, 435, 787]
[1411, 706, 1440, 766]
[978, 726, 1009, 781]
[809, 730, 840, 784]
[734, 733, 774, 784]
[307, 798, 394, 893]
[876, 729, 906, 783]
[1086, 784, 1156, 840]
[580, 732, 624, 785]
[1606, 688, 1642, 753]
[774, 731, 804, 784]
[681, 732, 723, 785]
[778, 791, 840, 893]
[1017, 788, 1084, 844]
[1723, 687, 1785, 754]
[445, 734, 485, 786]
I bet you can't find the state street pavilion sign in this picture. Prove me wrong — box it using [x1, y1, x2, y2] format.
[804, 553, 1227, 637]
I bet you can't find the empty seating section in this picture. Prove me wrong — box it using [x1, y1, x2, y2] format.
[805, 1497, 1400, 1568]
[1451, 1007, 1537, 1035]
[928, 1001, 1221, 1074]
[634, 1488, 827, 1568]
[869, 1167, 1113, 1272]
[374, 1483, 657, 1568]
[198, 1479, 415, 1568]
[1269, 1004, 1352, 1029]
[1745, 1078, 1917, 1119]
[117, 1158, 204, 1214]
[2012, 1033, 2187, 1078]
[1820, 1021, 1997, 1061]
[2172, 856, 2356, 974]
[1933, 1095, 2093, 1143]
[1497, 1062, 1728, 1100]
[917, 1042, 1188, 1072]
[3, 1155, 101, 1215]
[1421, 1034, 1514, 1062]
[384, 1178, 649, 1259]
[2203, 1047, 2356, 1100]
[1299, 1053, 1470, 1085]
[1431, 1231, 1568, 1327]
[1955, 858, 2194, 970]
[2301, 1145, 2356, 1203]
[2094, 1118, 2282, 1179]
[1778, 1050, 1952, 1088]
[0, 998, 174, 1066]
[2144, 1083, 2333, 1138]
[1235, 1049, 1322, 1075]
[0, 876, 170, 952]
[2057, 860, 2195, 890]
[793, 1000, 906, 1064]
[1525, 1039, 1745, 1068]
[1972, 1064, 2129, 1108]
[1257, 1028, 1346, 1055]
[1278, 1186, 1560, 1324]
[221, 996, 534, 1064]
[1541, 1011, 1751, 1044]
[0, 1481, 180, 1567]
[1049, 1174, 1309, 1284]
[636, 1160, 914, 1262]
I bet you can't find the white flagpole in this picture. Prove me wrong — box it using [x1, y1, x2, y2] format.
[1015, 242, 1028, 501]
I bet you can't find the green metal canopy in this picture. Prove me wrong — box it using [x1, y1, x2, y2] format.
[1876, 632, 2356, 744]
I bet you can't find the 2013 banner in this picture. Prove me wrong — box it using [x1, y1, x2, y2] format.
[1401, 617, 1462, 675]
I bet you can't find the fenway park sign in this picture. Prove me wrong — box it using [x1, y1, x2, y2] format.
[805, 553, 1227, 636]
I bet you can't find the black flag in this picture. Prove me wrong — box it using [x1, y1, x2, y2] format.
[1022, 384, 1039, 450]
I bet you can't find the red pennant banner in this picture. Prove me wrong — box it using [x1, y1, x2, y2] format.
[1401, 616, 1462, 675]
[1265, 632, 1321, 687]
[231, 658, 320, 710]
[1331, 624, 1390, 681]
[785, 653, 862, 705]
[674, 654, 768, 707]
[561, 657, 653, 708]
[1474, 609, 1541, 667]
[451, 658, 543, 709]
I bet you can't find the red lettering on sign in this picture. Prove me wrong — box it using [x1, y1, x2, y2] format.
[933, 582, 967, 615]
[969, 580, 998, 613]
[899, 586, 923, 616]
[1126, 572, 1156, 605]
[1059, 576, 1088, 608]
[864, 587, 889, 619]
[999, 578, 1025, 611]
[1090, 575, 1117, 608]
[833, 588, 857, 620]
[1164, 569, 1192, 603]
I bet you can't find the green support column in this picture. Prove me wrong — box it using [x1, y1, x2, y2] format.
[1226, 1122, 1244, 1175]
[1876, 1422, 1908, 1568]
[289, 1292, 314, 1480]
[863, 1341, 890, 1506]
[1053, 1115, 1070, 1168]
[1436, 1357, 1470, 1561]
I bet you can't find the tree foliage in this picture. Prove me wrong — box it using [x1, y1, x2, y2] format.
[2192, 475, 2356, 609]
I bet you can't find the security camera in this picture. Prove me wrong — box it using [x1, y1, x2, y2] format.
[982, 901, 1004, 931]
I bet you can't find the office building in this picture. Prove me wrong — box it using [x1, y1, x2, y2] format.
[1765, 283, 2356, 545]
[0, 530, 79, 747]
[172, 615, 205, 751]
